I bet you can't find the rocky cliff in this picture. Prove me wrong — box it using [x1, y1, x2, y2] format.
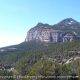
[26, 18, 80, 43]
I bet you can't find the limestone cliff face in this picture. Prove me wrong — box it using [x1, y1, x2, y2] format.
[27, 27, 62, 42]
[26, 18, 80, 43]
[26, 27, 76, 43]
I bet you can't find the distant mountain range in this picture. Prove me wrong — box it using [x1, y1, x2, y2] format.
[26, 18, 80, 43]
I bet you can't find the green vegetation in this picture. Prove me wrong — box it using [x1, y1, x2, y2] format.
[0, 40, 80, 80]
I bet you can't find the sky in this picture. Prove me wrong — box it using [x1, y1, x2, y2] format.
[0, 0, 80, 47]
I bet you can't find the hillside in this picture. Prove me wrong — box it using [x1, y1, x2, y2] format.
[0, 40, 80, 64]
[0, 40, 80, 80]
[15, 40, 80, 80]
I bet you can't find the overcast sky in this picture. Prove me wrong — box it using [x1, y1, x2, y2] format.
[0, 0, 80, 47]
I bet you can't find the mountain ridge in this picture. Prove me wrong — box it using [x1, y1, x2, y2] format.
[34, 18, 80, 29]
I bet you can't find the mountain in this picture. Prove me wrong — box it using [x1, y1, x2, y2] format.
[0, 18, 80, 80]
[26, 18, 80, 43]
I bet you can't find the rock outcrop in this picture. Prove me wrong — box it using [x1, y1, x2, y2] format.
[26, 18, 80, 43]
